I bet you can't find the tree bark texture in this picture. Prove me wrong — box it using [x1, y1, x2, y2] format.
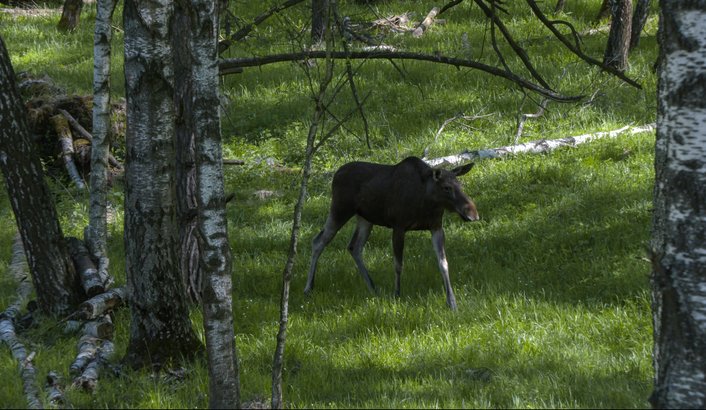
[651, 3, 706, 408]
[603, 0, 633, 71]
[173, 1, 203, 305]
[123, 0, 202, 369]
[0, 35, 82, 317]
[178, 0, 241, 406]
[87, 0, 118, 278]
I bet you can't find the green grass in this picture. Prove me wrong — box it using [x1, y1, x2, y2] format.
[0, 1, 656, 408]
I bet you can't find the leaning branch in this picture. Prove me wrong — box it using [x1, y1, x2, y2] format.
[424, 123, 655, 167]
[525, 0, 642, 89]
[220, 50, 583, 102]
[218, 0, 306, 53]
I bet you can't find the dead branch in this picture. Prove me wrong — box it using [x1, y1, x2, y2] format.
[474, 0, 551, 89]
[525, 0, 642, 89]
[46, 371, 65, 406]
[412, 7, 440, 38]
[332, 4, 371, 149]
[82, 314, 114, 340]
[77, 286, 126, 321]
[439, 0, 464, 16]
[424, 123, 655, 167]
[0, 234, 42, 409]
[223, 158, 245, 165]
[371, 13, 413, 33]
[218, 0, 306, 53]
[74, 339, 114, 392]
[70, 334, 99, 375]
[58, 108, 123, 170]
[50, 113, 86, 189]
[515, 98, 550, 143]
[220, 50, 584, 102]
[67, 237, 106, 298]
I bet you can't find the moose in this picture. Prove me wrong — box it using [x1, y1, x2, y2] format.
[304, 156, 479, 310]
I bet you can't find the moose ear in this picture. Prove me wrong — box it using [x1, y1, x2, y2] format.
[432, 169, 443, 181]
[452, 162, 474, 177]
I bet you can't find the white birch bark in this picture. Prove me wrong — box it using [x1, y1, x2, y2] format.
[186, 0, 240, 406]
[424, 124, 655, 168]
[87, 0, 118, 284]
[123, 0, 201, 368]
[651, 5, 706, 408]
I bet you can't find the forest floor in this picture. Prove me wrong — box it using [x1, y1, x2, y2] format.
[0, 0, 657, 408]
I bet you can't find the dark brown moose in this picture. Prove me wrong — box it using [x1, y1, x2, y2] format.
[304, 156, 479, 310]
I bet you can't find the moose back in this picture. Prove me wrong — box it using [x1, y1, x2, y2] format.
[304, 156, 479, 310]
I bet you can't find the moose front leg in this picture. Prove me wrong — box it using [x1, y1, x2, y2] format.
[431, 228, 457, 310]
[392, 229, 405, 297]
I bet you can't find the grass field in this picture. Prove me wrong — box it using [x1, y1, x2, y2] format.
[0, 0, 656, 408]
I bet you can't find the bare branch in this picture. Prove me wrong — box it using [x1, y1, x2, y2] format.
[525, 0, 642, 89]
[220, 50, 584, 102]
[219, 0, 306, 54]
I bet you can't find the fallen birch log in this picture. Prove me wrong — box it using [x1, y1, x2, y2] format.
[46, 371, 65, 406]
[70, 334, 100, 375]
[57, 108, 124, 170]
[0, 234, 42, 409]
[424, 123, 656, 168]
[50, 113, 85, 190]
[74, 339, 115, 391]
[77, 287, 127, 321]
[67, 237, 106, 298]
[413, 7, 440, 37]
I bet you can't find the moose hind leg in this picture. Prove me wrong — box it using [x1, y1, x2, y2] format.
[348, 217, 376, 293]
[431, 228, 457, 310]
[305, 214, 348, 294]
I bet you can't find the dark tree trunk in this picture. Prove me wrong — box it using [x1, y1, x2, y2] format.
[123, 0, 202, 369]
[554, 0, 566, 13]
[57, 0, 83, 32]
[596, 0, 611, 20]
[651, 1, 706, 407]
[173, 0, 203, 305]
[629, 0, 650, 51]
[603, 0, 632, 71]
[0, 35, 82, 317]
[311, 0, 329, 45]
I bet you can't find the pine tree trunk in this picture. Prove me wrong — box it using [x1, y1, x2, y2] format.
[186, 0, 241, 406]
[122, 0, 202, 369]
[0, 35, 82, 317]
[651, 3, 706, 407]
[603, 0, 632, 71]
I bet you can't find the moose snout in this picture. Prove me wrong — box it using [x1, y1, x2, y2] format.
[459, 202, 479, 222]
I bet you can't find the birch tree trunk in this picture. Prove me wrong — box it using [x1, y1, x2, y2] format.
[87, 0, 118, 284]
[123, 0, 202, 369]
[650, 3, 706, 407]
[603, 0, 633, 71]
[180, 0, 241, 406]
[173, 0, 203, 305]
[0, 35, 82, 317]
